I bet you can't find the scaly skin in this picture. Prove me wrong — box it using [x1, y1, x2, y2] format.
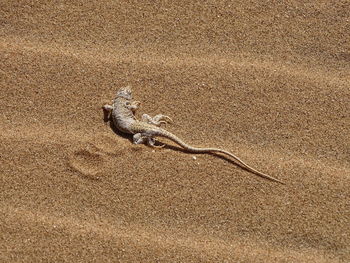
[103, 86, 284, 184]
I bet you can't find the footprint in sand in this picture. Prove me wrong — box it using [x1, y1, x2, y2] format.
[68, 135, 129, 180]
[69, 148, 105, 180]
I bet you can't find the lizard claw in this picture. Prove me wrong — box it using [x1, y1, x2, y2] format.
[152, 144, 165, 148]
[133, 101, 141, 106]
[127, 101, 141, 112]
[141, 114, 172, 127]
[162, 115, 173, 124]
[154, 114, 173, 125]
[147, 137, 165, 148]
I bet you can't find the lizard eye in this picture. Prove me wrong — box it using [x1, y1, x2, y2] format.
[125, 102, 131, 106]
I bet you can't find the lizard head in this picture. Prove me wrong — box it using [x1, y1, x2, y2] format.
[116, 86, 132, 100]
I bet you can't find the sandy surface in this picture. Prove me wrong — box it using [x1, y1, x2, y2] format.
[1, 1, 349, 262]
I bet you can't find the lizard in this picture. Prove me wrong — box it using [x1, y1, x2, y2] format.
[102, 86, 284, 184]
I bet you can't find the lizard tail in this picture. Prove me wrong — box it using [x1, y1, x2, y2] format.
[155, 128, 284, 184]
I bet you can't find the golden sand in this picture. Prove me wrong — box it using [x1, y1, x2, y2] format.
[1, 1, 349, 262]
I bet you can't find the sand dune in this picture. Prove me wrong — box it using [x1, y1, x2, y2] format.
[1, 1, 349, 262]
[2, 204, 339, 262]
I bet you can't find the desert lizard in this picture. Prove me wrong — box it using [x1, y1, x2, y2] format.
[103, 86, 284, 184]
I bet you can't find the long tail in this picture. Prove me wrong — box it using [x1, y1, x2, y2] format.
[156, 128, 284, 184]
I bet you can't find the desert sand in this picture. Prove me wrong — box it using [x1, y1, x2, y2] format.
[1, 1, 349, 262]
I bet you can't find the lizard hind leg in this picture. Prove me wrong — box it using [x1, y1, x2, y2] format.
[147, 137, 165, 148]
[133, 133, 164, 148]
[133, 133, 146, 144]
[141, 114, 173, 127]
[154, 114, 173, 124]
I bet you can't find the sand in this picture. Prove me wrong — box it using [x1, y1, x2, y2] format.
[1, 1, 349, 262]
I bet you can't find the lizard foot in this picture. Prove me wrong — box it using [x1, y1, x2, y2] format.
[133, 133, 164, 148]
[147, 137, 165, 148]
[102, 104, 113, 121]
[142, 114, 173, 127]
[102, 104, 113, 112]
[133, 133, 146, 144]
[126, 100, 141, 113]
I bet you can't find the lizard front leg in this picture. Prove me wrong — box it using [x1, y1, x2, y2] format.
[102, 104, 113, 121]
[141, 114, 173, 127]
[126, 101, 141, 113]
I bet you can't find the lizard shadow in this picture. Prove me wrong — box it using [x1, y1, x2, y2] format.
[159, 142, 236, 164]
[154, 141, 279, 183]
[103, 107, 134, 143]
